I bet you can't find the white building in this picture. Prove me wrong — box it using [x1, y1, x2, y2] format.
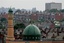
[45, 2, 62, 10]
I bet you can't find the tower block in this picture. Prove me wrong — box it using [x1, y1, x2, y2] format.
[6, 8, 15, 40]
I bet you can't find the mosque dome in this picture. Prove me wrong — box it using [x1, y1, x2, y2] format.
[22, 24, 41, 41]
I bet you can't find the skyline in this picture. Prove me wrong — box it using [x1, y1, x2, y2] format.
[0, 0, 64, 11]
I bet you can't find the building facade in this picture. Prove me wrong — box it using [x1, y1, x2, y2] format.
[45, 2, 62, 10]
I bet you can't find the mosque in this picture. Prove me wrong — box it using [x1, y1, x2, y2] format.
[6, 9, 64, 43]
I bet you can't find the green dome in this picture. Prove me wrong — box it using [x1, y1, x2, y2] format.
[8, 8, 13, 13]
[23, 24, 41, 35]
[22, 24, 41, 41]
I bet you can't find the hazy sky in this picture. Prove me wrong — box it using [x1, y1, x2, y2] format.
[0, 0, 64, 11]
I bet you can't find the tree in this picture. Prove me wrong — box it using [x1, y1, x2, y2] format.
[0, 22, 3, 29]
[14, 23, 26, 39]
[0, 18, 7, 22]
[14, 23, 26, 29]
[49, 9, 59, 13]
[0, 18, 7, 29]
[60, 9, 64, 12]
[0, 18, 7, 35]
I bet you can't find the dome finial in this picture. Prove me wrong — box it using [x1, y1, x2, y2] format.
[8, 8, 13, 13]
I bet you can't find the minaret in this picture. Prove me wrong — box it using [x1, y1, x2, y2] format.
[6, 8, 15, 40]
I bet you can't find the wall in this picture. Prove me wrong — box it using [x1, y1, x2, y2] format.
[6, 40, 64, 43]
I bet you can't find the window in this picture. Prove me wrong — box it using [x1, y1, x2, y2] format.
[36, 37, 37, 39]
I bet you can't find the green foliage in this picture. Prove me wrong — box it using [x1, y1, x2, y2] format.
[38, 19, 45, 23]
[60, 9, 64, 12]
[0, 23, 5, 29]
[45, 9, 64, 13]
[0, 18, 7, 29]
[49, 9, 59, 12]
[0, 23, 3, 29]
[0, 18, 7, 23]
[14, 23, 26, 29]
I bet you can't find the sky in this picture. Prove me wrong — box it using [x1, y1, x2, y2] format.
[0, 0, 64, 11]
